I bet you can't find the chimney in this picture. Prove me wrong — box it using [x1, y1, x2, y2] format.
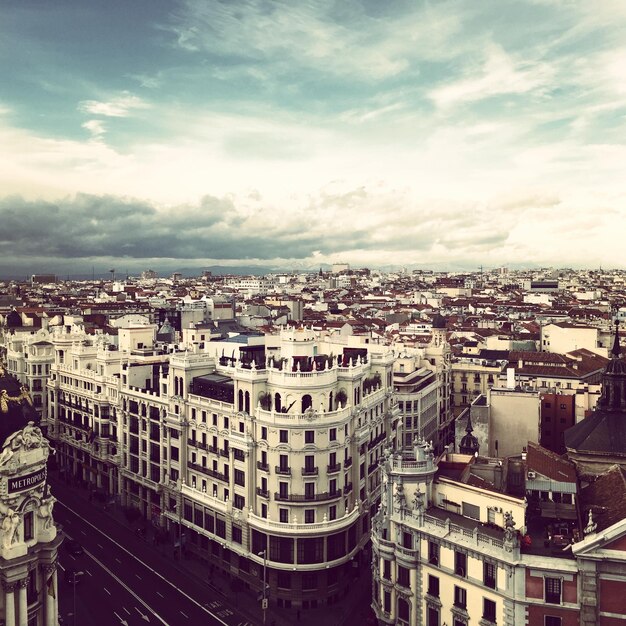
[507, 367, 516, 389]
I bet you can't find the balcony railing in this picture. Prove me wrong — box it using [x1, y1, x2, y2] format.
[301, 467, 319, 476]
[327, 463, 342, 474]
[188, 462, 227, 482]
[274, 489, 342, 503]
[275, 465, 292, 476]
[345, 457, 353, 468]
[257, 461, 269, 472]
[256, 487, 269, 498]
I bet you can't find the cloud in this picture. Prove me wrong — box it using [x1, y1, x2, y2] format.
[82, 120, 106, 139]
[78, 92, 149, 117]
[165, 0, 463, 81]
[429, 45, 554, 109]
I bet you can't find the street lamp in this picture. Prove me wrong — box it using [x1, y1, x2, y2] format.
[70, 571, 84, 626]
[258, 550, 268, 625]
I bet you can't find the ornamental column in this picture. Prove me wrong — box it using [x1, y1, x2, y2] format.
[3, 581, 17, 626]
[18, 577, 28, 626]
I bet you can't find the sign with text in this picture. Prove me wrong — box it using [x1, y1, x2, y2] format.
[8, 467, 46, 493]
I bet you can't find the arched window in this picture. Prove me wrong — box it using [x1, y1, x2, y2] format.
[328, 391, 333, 412]
[238, 390, 244, 412]
[302, 394, 312, 412]
[244, 391, 250, 414]
[274, 393, 282, 413]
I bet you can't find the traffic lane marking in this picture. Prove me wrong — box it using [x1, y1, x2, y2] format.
[57, 501, 231, 626]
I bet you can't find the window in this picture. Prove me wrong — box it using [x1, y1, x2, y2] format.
[402, 531, 412, 549]
[329, 427, 337, 441]
[305, 483, 315, 499]
[277, 571, 292, 589]
[261, 503, 267, 519]
[462, 501, 480, 520]
[383, 590, 391, 613]
[279, 508, 289, 523]
[484, 561, 496, 589]
[279, 429, 288, 443]
[545, 577, 561, 604]
[279, 482, 289, 498]
[23, 511, 34, 541]
[232, 526, 242, 544]
[223, 416, 229, 429]
[454, 586, 467, 609]
[545, 618, 562, 626]
[383, 560, 391, 580]
[398, 598, 410, 622]
[304, 455, 316, 472]
[234, 469, 245, 487]
[427, 606, 439, 626]
[397, 565, 410, 588]
[261, 426, 267, 440]
[454, 551, 467, 577]
[329, 505, 336, 521]
[305, 430, 315, 444]
[428, 541, 439, 565]
[483, 598, 496, 622]
[427, 575, 439, 597]
[305, 509, 315, 524]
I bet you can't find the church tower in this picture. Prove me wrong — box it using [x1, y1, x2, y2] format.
[565, 320, 626, 478]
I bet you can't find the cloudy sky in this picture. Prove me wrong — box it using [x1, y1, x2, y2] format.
[2, 0, 626, 276]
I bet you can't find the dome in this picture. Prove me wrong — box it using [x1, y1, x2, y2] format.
[459, 413, 479, 455]
[157, 317, 175, 342]
[431, 313, 447, 329]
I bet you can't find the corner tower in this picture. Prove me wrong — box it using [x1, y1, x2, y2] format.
[0, 367, 61, 626]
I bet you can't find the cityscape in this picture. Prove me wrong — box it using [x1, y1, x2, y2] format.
[1, 266, 626, 625]
[2, 1, 626, 626]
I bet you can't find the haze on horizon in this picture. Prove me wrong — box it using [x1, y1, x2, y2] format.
[1, 0, 626, 276]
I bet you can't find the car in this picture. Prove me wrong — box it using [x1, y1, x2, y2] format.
[64, 568, 84, 585]
[65, 539, 84, 556]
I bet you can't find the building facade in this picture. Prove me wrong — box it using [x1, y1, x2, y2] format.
[0, 370, 61, 626]
[46, 324, 400, 607]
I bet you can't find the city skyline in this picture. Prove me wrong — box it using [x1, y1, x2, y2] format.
[2, 0, 626, 273]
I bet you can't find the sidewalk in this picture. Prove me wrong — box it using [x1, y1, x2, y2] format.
[51, 473, 373, 626]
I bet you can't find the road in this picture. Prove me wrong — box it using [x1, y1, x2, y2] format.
[52, 479, 255, 626]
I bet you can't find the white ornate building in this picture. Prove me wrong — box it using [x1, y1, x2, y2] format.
[0, 369, 60, 626]
[46, 324, 400, 607]
[371, 439, 626, 626]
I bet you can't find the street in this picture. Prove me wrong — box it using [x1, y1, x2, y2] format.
[52, 479, 256, 626]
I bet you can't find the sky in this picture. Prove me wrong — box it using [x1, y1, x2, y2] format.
[1, 0, 626, 276]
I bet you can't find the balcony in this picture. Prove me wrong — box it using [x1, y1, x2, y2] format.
[327, 463, 342, 474]
[275, 465, 292, 476]
[345, 457, 353, 468]
[256, 487, 269, 499]
[208, 445, 218, 454]
[301, 467, 319, 476]
[219, 448, 229, 458]
[344, 482, 353, 494]
[257, 461, 269, 472]
[274, 489, 342, 503]
[188, 462, 227, 482]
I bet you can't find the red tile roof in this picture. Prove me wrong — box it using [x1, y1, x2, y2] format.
[526, 441, 577, 483]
